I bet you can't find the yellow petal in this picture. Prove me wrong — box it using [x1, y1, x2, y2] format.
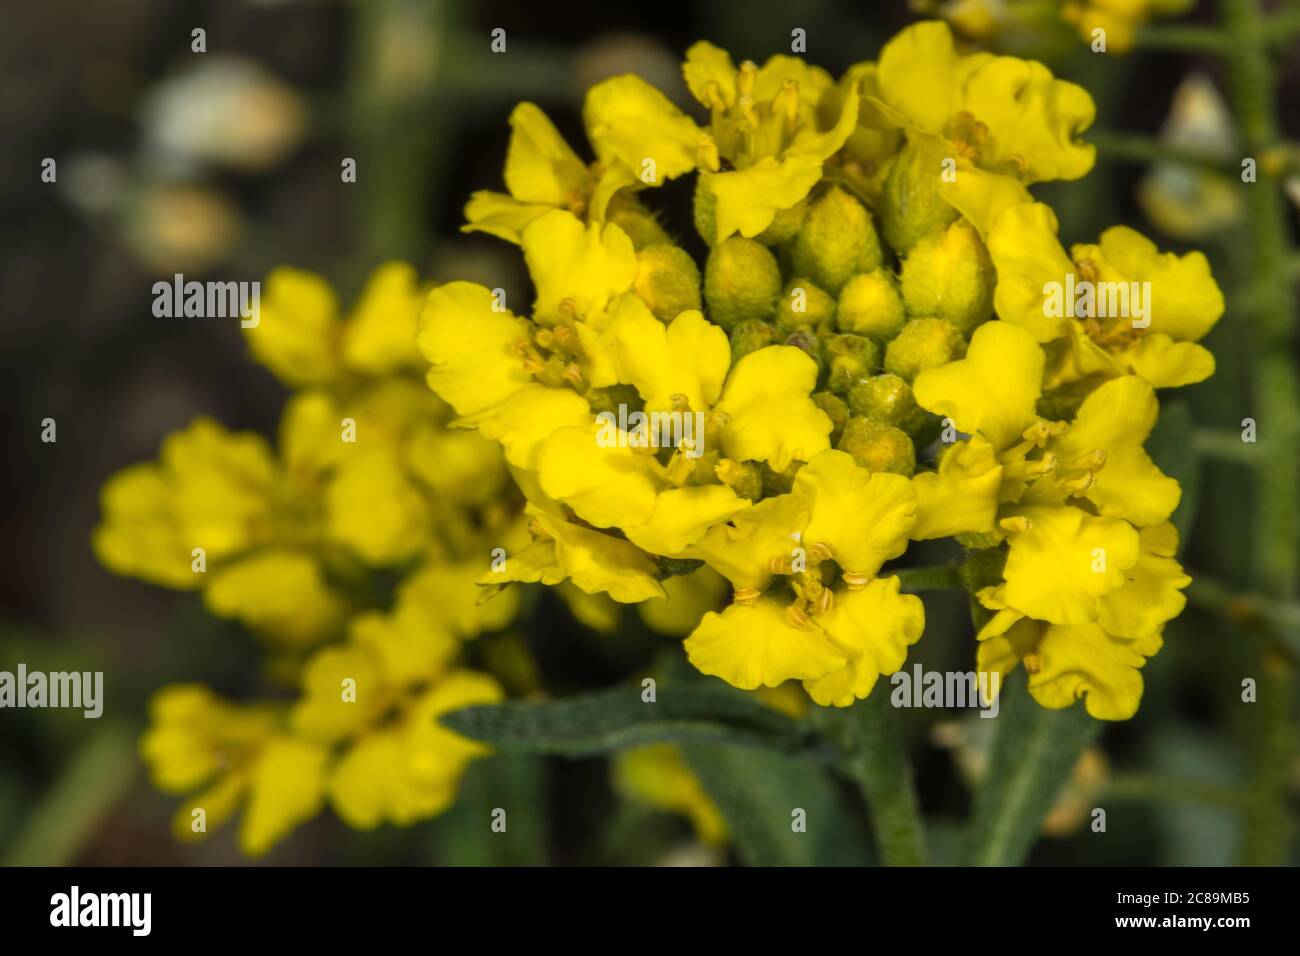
[795, 450, 916, 576]
[537, 423, 660, 529]
[418, 281, 532, 416]
[326, 448, 429, 565]
[805, 576, 925, 707]
[244, 267, 343, 387]
[913, 322, 1044, 452]
[1001, 504, 1140, 625]
[503, 102, 590, 206]
[682, 41, 738, 107]
[530, 507, 667, 603]
[682, 493, 811, 591]
[522, 210, 637, 323]
[986, 202, 1074, 342]
[1026, 622, 1155, 720]
[910, 436, 1004, 540]
[615, 309, 731, 414]
[1043, 375, 1181, 525]
[340, 261, 425, 375]
[625, 484, 750, 556]
[456, 382, 591, 470]
[939, 161, 1033, 238]
[461, 190, 553, 244]
[613, 744, 728, 845]
[583, 75, 703, 184]
[203, 550, 347, 646]
[717, 346, 832, 471]
[639, 566, 729, 636]
[685, 599, 846, 690]
[239, 736, 328, 856]
[1113, 333, 1216, 388]
[1098, 522, 1190, 639]
[291, 642, 385, 742]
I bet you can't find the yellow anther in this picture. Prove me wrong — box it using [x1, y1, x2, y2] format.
[768, 555, 789, 574]
[1063, 473, 1095, 496]
[559, 297, 578, 315]
[786, 601, 810, 628]
[1007, 453, 1058, 481]
[738, 94, 759, 129]
[841, 571, 870, 590]
[1072, 448, 1107, 471]
[1024, 653, 1043, 675]
[999, 515, 1033, 534]
[815, 588, 834, 614]
[561, 363, 584, 387]
[737, 61, 758, 97]
[733, 587, 761, 605]
[697, 134, 721, 172]
[809, 541, 834, 562]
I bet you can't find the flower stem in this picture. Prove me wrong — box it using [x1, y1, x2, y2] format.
[1133, 23, 1230, 53]
[817, 693, 927, 866]
[894, 564, 963, 592]
[1219, 0, 1300, 866]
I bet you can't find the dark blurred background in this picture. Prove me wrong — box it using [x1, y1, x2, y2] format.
[2, 0, 1297, 865]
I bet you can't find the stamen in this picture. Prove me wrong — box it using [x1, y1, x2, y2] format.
[841, 571, 870, 590]
[999, 515, 1033, 534]
[733, 587, 761, 605]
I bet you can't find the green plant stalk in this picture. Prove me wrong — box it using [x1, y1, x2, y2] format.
[819, 693, 927, 866]
[1219, 0, 1300, 866]
[961, 672, 1101, 866]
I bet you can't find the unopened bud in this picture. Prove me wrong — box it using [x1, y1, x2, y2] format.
[705, 236, 782, 329]
[900, 220, 994, 335]
[837, 269, 906, 340]
[837, 416, 916, 476]
[775, 278, 837, 333]
[825, 333, 882, 393]
[812, 392, 850, 444]
[757, 198, 809, 245]
[880, 137, 960, 256]
[884, 317, 966, 382]
[791, 185, 883, 295]
[847, 373, 926, 433]
[635, 243, 702, 323]
[693, 172, 719, 246]
[607, 195, 672, 249]
[729, 319, 776, 364]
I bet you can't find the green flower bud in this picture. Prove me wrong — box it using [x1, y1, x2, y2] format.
[825, 333, 882, 393]
[847, 373, 926, 432]
[880, 137, 960, 256]
[757, 199, 809, 245]
[837, 269, 906, 339]
[812, 391, 850, 445]
[784, 328, 823, 372]
[884, 317, 966, 382]
[607, 196, 672, 250]
[635, 243, 702, 323]
[705, 236, 782, 330]
[761, 459, 804, 497]
[791, 186, 883, 295]
[775, 278, 837, 333]
[957, 546, 1008, 593]
[729, 319, 776, 364]
[693, 172, 719, 246]
[715, 458, 764, 501]
[899, 220, 995, 335]
[586, 384, 642, 417]
[837, 416, 916, 476]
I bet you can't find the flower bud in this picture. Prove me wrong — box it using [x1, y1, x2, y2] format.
[812, 391, 849, 444]
[761, 459, 804, 496]
[837, 416, 916, 476]
[884, 317, 966, 382]
[899, 220, 994, 335]
[715, 458, 764, 500]
[729, 319, 776, 364]
[783, 328, 824, 372]
[775, 278, 837, 333]
[705, 236, 782, 329]
[635, 243, 702, 323]
[693, 172, 719, 246]
[847, 373, 926, 433]
[791, 185, 883, 295]
[607, 196, 672, 250]
[825, 333, 882, 392]
[836, 269, 906, 340]
[757, 198, 809, 245]
[586, 384, 641, 417]
[880, 137, 960, 256]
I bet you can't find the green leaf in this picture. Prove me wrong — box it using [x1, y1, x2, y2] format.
[1146, 399, 1200, 554]
[440, 685, 816, 757]
[961, 670, 1101, 866]
[680, 742, 872, 866]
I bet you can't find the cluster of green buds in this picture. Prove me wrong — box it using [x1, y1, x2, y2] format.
[699, 175, 996, 480]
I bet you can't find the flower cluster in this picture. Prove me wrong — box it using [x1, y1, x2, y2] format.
[922, 0, 1196, 55]
[427, 20, 1219, 721]
[96, 265, 525, 854]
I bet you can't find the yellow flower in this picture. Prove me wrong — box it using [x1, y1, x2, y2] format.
[684, 42, 861, 241]
[140, 684, 327, 857]
[465, 81, 708, 244]
[246, 261, 426, 389]
[683, 450, 924, 706]
[987, 201, 1224, 388]
[613, 744, 728, 845]
[866, 20, 1095, 234]
[1062, 0, 1196, 54]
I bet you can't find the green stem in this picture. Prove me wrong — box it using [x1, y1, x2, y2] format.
[895, 564, 962, 592]
[1103, 773, 1250, 811]
[962, 672, 1102, 866]
[1219, 0, 1300, 867]
[1133, 23, 1230, 52]
[1089, 128, 1235, 172]
[818, 694, 927, 866]
[1192, 427, 1259, 464]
